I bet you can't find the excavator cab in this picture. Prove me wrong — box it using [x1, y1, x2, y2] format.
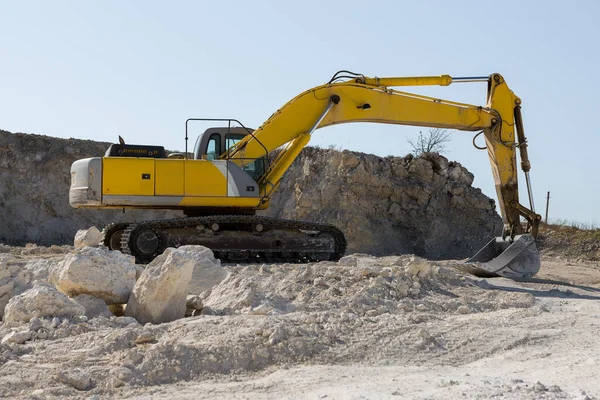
[191, 126, 268, 181]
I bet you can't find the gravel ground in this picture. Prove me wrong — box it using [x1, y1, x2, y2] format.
[0, 246, 598, 399]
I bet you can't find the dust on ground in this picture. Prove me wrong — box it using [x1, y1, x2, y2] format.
[0, 245, 599, 400]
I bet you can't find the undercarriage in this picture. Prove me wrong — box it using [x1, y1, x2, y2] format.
[101, 215, 347, 264]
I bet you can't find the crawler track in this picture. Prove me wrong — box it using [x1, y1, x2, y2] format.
[108, 215, 346, 264]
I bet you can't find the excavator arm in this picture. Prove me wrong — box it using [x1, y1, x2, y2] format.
[227, 72, 541, 242]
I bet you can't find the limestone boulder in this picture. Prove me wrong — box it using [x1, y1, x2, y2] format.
[182, 245, 228, 295]
[1, 330, 32, 345]
[125, 247, 196, 324]
[4, 281, 86, 323]
[49, 247, 137, 304]
[73, 226, 103, 249]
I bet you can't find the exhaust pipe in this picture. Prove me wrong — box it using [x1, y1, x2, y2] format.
[463, 234, 540, 278]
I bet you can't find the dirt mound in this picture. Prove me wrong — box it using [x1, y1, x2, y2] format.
[537, 224, 600, 261]
[0, 251, 537, 397]
[1, 246, 599, 399]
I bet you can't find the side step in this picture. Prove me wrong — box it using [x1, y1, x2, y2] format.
[462, 234, 540, 278]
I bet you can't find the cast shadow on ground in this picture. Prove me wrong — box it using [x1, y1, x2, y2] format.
[476, 277, 600, 300]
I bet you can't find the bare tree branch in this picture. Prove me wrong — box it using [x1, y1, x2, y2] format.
[408, 128, 452, 156]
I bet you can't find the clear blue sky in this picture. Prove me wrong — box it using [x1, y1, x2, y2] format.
[1, 1, 599, 225]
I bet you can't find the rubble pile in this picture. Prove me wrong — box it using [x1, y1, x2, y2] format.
[0, 239, 542, 398]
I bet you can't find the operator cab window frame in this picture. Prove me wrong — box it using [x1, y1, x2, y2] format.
[205, 133, 222, 161]
[225, 133, 246, 157]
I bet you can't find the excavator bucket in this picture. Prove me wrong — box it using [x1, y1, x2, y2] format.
[462, 234, 540, 278]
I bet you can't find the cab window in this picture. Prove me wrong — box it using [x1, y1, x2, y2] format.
[225, 133, 246, 154]
[206, 133, 221, 160]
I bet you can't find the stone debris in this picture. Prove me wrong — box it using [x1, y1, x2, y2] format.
[73, 294, 112, 318]
[0, 256, 29, 319]
[248, 303, 275, 315]
[1, 330, 31, 345]
[457, 305, 471, 314]
[0, 245, 586, 399]
[49, 246, 137, 304]
[125, 247, 196, 324]
[135, 330, 156, 344]
[3, 281, 85, 323]
[73, 226, 102, 249]
[186, 294, 204, 316]
[183, 245, 228, 295]
[114, 316, 139, 326]
[186, 294, 204, 310]
[57, 369, 92, 391]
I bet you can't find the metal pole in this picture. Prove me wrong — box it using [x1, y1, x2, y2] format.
[544, 191, 550, 223]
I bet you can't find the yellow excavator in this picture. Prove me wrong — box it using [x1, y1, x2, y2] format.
[69, 71, 541, 278]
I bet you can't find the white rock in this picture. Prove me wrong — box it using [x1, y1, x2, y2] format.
[57, 369, 92, 391]
[28, 317, 43, 332]
[181, 246, 227, 295]
[4, 281, 86, 323]
[418, 329, 431, 339]
[49, 247, 137, 304]
[23, 259, 55, 282]
[255, 348, 270, 359]
[268, 328, 284, 345]
[115, 316, 139, 326]
[0, 280, 14, 319]
[1, 330, 32, 344]
[135, 331, 156, 344]
[73, 226, 103, 249]
[0, 256, 35, 319]
[338, 256, 358, 267]
[125, 247, 196, 324]
[249, 304, 274, 315]
[410, 281, 421, 296]
[73, 294, 112, 318]
[457, 305, 471, 314]
[186, 294, 204, 310]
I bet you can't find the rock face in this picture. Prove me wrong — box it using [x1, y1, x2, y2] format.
[49, 247, 137, 304]
[0, 129, 501, 259]
[0, 130, 181, 246]
[73, 226, 102, 249]
[125, 247, 197, 324]
[4, 281, 86, 323]
[263, 148, 502, 259]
